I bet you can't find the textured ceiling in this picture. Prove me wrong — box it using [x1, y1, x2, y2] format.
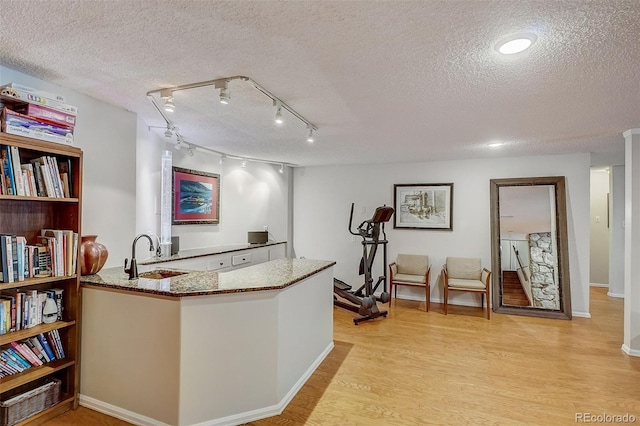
[1, 0, 639, 166]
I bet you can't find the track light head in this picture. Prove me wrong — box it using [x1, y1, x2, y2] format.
[279, 164, 284, 174]
[219, 87, 230, 104]
[164, 128, 172, 138]
[188, 146, 195, 156]
[275, 106, 283, 124]
[241, 159, 247, 168]
[219, 155, 225, 165]
[306, 127, 315, 143]
[163, 96, 175, 113]
[273, 99, 284, 125]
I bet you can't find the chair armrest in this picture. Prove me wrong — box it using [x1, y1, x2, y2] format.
[481, 268, 491, 286]
[425, 265, 431, 282]
[442, 265, 448, 285]
[389, 262, 397, 278]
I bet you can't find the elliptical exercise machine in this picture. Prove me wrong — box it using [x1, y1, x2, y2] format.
[334, 203, 394, 325]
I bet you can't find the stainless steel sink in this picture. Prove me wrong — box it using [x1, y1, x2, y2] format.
[138, 270, 187, 280]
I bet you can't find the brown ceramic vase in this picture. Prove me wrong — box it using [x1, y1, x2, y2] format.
[79, 235, 108, 275]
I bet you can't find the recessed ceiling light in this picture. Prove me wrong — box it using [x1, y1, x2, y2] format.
[496, 34, 537, 55]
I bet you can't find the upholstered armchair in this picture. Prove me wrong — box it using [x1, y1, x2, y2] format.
[388, 254, 431, 311]
[442, 257, 491, 319]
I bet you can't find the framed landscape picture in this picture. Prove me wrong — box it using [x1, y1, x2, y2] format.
[394, 183, 453, 230]
[172, 167, 220, 225]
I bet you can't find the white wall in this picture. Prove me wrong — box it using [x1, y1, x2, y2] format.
[0, 67, 137, 268]
[135, 126, 290, 258]
[608, 165, 625, 298]
[293, 153, 591, 316]
[590, 169, 610, 285]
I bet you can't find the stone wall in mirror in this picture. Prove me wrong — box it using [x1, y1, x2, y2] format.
[490, 176, 572, 320]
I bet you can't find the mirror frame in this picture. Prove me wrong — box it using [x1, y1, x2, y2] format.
[490, 176, 572, 320]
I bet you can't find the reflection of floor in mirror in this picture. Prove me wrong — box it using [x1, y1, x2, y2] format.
[47, 287, 636, 426]
[502, 270, 530, 306]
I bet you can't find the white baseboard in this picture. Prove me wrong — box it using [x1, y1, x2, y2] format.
[80, 341, 335, 426]
[589, 283, 609, 288]
[79, 395, 171, 426]
[607, 292, 624, 298]
[621, 344, 640, 357]
[572, 311, 592, 318]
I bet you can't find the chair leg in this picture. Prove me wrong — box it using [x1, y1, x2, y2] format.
[486, 290, 491, 320]
[444, 286, 448, 315]
[425, 284, 429, 312]
[389, 282, 393, 307]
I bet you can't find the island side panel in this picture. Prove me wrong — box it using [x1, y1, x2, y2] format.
[179, 290, 280, 426]
[80, 287, 181, 425]
[277, 266, 334, 400]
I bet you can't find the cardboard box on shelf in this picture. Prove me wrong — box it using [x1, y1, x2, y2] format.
[0, 85, 77, 115]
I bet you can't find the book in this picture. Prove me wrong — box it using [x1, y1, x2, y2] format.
[1, 235, 14, 283]
[20, 163, 38, 197]
[25, 103, 76, 127]
[36, 333, 56, 361]
[31, 160, 47, 197]
[41, 230, 64, 276]
[0, 83, 67, 103]
[0, 144, 16, 195]
[5, 346, 31, 369]
[9, 145, 24, 196]
[0, 295, 16, 332]
[48, 157, 65, 197]
[57, 158, 73, 197]
[29, 336, 50, 362]
[22, 338, 45, 363]
[45, 331, 60, 359]
[0, 351, 25, 372]
[36, 243, 52, 277]
[0, 85, 77, 114]
[50, 329, 65, 358]
[10, 341, 42, 366]
[1, 108, 74, 146]
[16, 236, 26, 281]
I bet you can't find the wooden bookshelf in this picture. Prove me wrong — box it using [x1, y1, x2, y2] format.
[0, 132, 82, 422]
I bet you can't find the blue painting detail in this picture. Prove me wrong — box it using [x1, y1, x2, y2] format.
[179, 180, 213, 214]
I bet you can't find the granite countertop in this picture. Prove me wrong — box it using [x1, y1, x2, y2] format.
[81, 258, 335, 298]
[139, 241, 286, 265]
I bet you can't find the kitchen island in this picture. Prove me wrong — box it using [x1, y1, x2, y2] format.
[80, 258, 335, 426]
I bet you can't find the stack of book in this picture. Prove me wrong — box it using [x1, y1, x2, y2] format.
[0, 289, 64, 335]
[0, 143, 73, 197]
[0, 230, 77, 284]
[0, 330, 65, 377]
[0, 83, 77, 146]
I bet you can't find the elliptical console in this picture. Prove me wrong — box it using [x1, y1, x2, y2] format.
[333, 203, 394, 325]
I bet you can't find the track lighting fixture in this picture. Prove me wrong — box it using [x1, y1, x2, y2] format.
[279, 164, 284, 174]
[274, 100, 284, 125]
[163, 96, 175, 113]
[306, 126, 314, 143]
[219, 155, 225, 165]
[187, 145, 195, 156]
[148, 75, 319, 162]
[214, 80, 231, 105]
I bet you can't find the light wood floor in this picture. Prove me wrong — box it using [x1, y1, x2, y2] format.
[46, 287, 639, 425]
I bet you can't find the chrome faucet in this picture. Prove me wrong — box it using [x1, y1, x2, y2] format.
[124, 234, 155, 280]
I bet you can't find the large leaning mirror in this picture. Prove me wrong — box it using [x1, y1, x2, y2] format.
[490, 176, 572, 319]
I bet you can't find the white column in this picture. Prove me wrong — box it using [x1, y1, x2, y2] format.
[609, 165, 625, 298]
[623, 129, 640, 356]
